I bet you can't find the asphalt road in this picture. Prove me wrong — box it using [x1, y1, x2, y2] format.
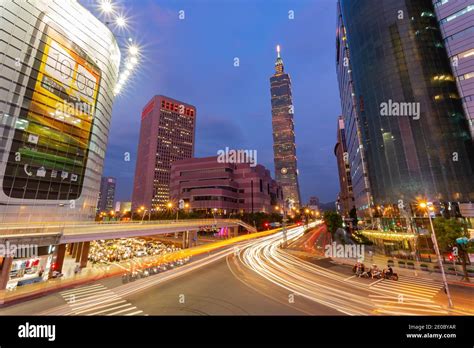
[0, 224, 472, 316]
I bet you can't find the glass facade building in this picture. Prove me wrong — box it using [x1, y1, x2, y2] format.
[270, 47, 301, 207]
[0, 0, 120, 222]
[336, 3, 372, 217]
[334, 116, 354, 216]
[337, 0, 474, 211]
[433, 0, 474, 137]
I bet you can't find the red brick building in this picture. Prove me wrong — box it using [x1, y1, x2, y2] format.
[170, 156, 283, 213]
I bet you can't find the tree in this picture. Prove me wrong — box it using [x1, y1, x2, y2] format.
[323, 211, 343, 236]
[433, 217, 472, 282]
[349, 206, 358, 229]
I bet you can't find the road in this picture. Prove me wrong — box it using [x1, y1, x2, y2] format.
[0, 231, 337, 315]
[0, 224, 471, 316]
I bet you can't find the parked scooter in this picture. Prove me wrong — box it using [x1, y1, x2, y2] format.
[382, 271, 398, 281]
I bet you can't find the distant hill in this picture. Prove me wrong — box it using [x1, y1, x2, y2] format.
[319, 201, 337, 211]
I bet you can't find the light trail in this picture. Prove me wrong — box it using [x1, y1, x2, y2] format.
[236, 223, 452, 316]
[39, 237, 262, 315]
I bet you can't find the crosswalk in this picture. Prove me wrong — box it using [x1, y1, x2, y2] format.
[59, 284, 145, 316]
[368, 275, 449, 315]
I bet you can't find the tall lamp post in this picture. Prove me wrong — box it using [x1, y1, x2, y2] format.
[419, 201, 453, 308]
[140, 206, 148, 223]
[304, 208, 310, 228]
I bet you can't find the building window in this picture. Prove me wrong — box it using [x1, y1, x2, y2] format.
[458, 72, 474, 81]
[440, 5, 474, 23]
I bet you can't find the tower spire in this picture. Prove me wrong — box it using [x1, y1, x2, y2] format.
[275, 44, 284, 74]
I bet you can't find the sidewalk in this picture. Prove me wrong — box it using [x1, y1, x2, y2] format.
[0, 249, 185, 306]
[332, 252, 474, 288]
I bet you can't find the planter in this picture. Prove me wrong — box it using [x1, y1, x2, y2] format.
[406, 262, 415, 269]
[433, 265, 441, 273]
[420, 264, 429, 272]
[387, 260, 394, 266]
[398, 261, 406, 268]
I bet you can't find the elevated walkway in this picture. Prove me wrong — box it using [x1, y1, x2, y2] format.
[0, 219, 256, 246]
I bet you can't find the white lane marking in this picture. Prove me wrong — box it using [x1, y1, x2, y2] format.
[369, 278, 384, 286]
[85, 304, 133, 316]
[106, 306, 138, 315]
[73, 300, 127, 315]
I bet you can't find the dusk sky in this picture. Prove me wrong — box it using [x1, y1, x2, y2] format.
[84, 0, 341, 204]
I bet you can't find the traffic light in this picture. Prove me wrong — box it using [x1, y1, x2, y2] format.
[448, 254, 453, 261]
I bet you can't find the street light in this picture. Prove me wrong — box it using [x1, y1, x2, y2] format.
[99, 0, 114, 14]
[129, 44, 139, 56]
[140, 207, 148, 223]
[115, 15, 127, 28]
[419, 200, 453, 308]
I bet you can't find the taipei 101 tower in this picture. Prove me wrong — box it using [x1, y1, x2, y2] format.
[270, 45, 301, 208]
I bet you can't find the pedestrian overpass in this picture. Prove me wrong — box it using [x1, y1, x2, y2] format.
[0, 218, 257, 246]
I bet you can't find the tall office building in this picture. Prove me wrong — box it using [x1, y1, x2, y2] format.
[270, 45, 301, 207]
[132, 95, 196, 211]
[336, 0, 474, 213]
[97, 177, 116, 213]
[433, 0, 474, 137]
[0, 0, 120, 223]
[334, 116, 354, 215]
[335, 5, 372, 217]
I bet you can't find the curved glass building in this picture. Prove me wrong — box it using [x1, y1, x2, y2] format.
[337, 0, 474, 211]
[0, 0, 120, 222]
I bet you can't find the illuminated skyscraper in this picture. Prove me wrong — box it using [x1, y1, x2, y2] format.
[270, 45, 301, 207]
[132, 96, 196, 211]
[336, 0, 474, 214]
[334, 116, 354, 216]
[97, 177, 116, 213]
[433, 0, 474, 137]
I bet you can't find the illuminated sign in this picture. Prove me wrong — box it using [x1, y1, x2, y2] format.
[3, 21, 101, 200]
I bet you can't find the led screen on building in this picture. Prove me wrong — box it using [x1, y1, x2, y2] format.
[3, 22, 101, 200]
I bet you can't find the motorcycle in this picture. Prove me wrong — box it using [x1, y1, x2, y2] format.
[382, 272, 398, 281]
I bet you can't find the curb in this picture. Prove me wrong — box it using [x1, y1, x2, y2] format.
[331, 258, 474, 288]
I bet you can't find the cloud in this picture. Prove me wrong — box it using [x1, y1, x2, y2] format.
[195, 116, 246, 156]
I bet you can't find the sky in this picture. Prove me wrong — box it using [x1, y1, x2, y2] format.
[83, 0, 341, 204]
